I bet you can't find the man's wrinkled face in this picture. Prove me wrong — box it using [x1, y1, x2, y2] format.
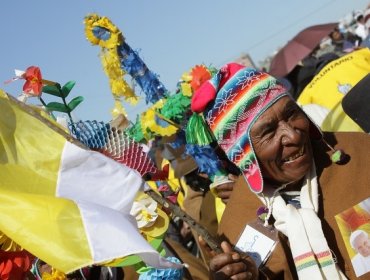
[250, 96, 313, 185]
[354, 233, 370, 257]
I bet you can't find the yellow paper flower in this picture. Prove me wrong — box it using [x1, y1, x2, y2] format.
[84, 14, 122, 49]
[141, 99, 178, 138]
[180, 82, 192, 97]
[130, 194, 158, 229]
[130, 192, 169, 238]
[0, 231, 22, 251]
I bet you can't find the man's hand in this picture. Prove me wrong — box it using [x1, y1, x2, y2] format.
[199, 237, 257, 280]
[215, 174, 238, 204]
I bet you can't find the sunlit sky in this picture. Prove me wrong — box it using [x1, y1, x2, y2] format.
[1, 0, 369, 122]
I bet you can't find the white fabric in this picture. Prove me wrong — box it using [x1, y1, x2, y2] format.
[57, 141, 144, 213]
[351, 253, 370, 277]
[77, 200, 181, 269]
[301, 104, 329, 128]
[259, 164, 346, 280]
[57, 141, 181, 269]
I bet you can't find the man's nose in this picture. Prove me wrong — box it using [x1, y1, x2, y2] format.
[280, 121, 300, 145]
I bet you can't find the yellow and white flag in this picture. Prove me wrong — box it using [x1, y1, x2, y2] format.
[0, 90, 179, 273]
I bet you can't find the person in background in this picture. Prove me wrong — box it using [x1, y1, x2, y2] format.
[354, 13, 369, 44]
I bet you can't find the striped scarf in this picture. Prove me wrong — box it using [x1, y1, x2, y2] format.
[260, 163, 347, 280]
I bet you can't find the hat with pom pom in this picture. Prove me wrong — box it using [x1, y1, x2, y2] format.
[188, 63, 321, 193]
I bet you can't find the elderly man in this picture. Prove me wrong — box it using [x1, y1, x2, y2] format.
[187, 63, 370, 279]
[350, 230, 370, 276]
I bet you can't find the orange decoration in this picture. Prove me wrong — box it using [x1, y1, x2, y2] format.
[190, 65, 211, 91]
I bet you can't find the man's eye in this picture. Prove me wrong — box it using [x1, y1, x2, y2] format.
[262, 128, 274, 137]
[286, 108, 299, 119]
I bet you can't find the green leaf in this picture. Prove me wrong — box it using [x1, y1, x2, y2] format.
[67, 96, 84, 111]
[42, 84, 62, 97]
[45, 102, 70, 113]
[62, 81, 76, 98]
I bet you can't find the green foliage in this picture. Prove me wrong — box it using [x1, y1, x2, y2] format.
[161, 93, 190, 124]
[125, 116, 145, 143]
[42, 84, 62, 97]
[41, 81, 83, 115]
[62, 81, 76, 98]
[68, 96, 84, 111]
[45, 102, 69, 113]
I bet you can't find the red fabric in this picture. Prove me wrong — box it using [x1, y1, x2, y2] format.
[191, 63, 245, 113]
[191, 82, 216, 113]
[0, 250, 33, 280]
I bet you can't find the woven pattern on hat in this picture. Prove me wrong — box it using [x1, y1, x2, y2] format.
[204, 67, 287, 193]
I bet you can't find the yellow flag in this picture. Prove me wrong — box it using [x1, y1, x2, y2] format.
[0, 90, 180, 273]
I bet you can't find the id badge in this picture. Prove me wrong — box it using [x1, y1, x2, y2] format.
[234, 219, 279, 267]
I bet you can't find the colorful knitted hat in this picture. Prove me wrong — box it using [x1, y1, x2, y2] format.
[190, 63, 321, 193]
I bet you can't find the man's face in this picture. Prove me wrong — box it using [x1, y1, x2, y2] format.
[250, 96, 313, 185]
[354, 233, 370, 257]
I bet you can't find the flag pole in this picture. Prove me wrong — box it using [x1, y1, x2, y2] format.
[4, 91, 86, 149]
[145, 189, 222, 253]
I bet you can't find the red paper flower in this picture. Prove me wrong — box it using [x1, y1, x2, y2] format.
[0, 250, 33, 280]
[22, 66, 43, 96]
[190, 65, 211, 91]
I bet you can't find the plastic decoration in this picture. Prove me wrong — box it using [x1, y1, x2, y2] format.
[117, 39, 168, 104]
[84, 13, 168, 106]
[185, 113, 215, 145]
[160, 93, 191, 124]
[84, 14, 122, 49]
[4, 66, 51, 97]
[138, 257, 183, 280]
[42, 81, 84, 133]
[125, 116, 146, 143]
[21, 66, 43, 96]
[130, 194, 159, 229]
[103, 193, 169, 269]
[71, 120, 158, 177]
[141, 99, 178, 138]
[130, 193, 170, 239]
[84, 14, 138, 106]
[190, 65, 212, 91]
[5, 67, 57, 107]
[185, 144, 227, 181]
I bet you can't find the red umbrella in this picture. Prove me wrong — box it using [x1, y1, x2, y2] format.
[269, 22, 338, 77]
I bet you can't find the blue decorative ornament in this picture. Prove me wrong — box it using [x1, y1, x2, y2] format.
[71, 120, 110, 149]
[117, 42, 167, 104]
[185, 143, 226, 179]
[138, 257, 183, 280]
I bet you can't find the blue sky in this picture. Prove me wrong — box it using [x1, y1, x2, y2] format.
[1, 0, 369, 122]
